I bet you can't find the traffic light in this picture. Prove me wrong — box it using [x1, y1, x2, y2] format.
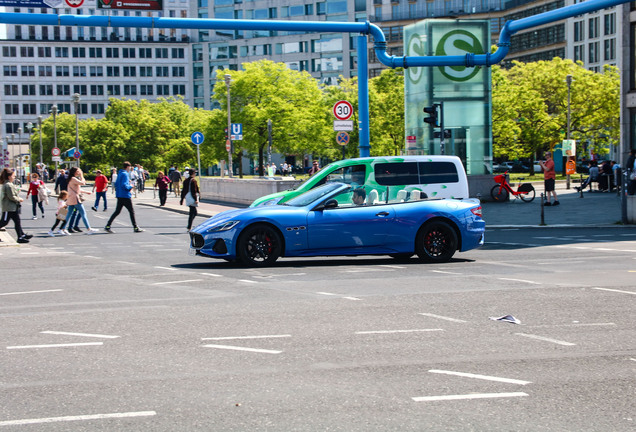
[423, 104, 439, 127]
[224, 127, 228, 140]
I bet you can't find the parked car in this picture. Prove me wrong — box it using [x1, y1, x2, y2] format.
[533, 161, 542, 173]
[189, 182, 485, 267]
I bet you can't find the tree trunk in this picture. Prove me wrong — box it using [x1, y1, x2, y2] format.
[258, 144, 265, 177]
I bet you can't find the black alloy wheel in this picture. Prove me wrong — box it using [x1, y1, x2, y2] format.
[416, 221, 458, 263]
[237, 224, 283, 267]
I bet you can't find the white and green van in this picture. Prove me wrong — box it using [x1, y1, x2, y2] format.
[250, 155, 470, 207]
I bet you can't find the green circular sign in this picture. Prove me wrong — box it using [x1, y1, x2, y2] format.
[435, 29, 484, 82]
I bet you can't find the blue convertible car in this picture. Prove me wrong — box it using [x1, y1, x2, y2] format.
[189, 183, 485, 267]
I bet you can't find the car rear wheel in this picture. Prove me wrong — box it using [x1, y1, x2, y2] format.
[237, 224, 282, 267]
[416, 221, 457, 263]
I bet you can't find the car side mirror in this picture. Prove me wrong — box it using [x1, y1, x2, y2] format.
[313, 198, 338, 211]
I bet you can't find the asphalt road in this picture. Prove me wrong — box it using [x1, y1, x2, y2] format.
[1, 201, 635, 431]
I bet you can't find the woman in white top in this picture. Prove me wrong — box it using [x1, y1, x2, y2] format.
[62, 167, 97, 234]
[111, 168, 118, 194]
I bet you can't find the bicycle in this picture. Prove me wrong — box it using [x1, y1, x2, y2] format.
[490, 171, 536, 202]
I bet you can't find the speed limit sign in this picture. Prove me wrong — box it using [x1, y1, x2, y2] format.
[51, 147, 61, 157]
[333, 100, 353, 121]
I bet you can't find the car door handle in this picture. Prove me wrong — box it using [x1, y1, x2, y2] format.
[376, 211, 390, 216]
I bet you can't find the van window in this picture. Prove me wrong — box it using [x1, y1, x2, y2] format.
[374, 162, 418, 186]
[418, 161, 459, 184]
[319, 164, 366, 187]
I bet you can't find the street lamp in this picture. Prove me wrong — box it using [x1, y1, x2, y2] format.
[72, 93, 80, 158]
[566, 74, 573, 189]
[37, 115, 43, 167]
[26, 121, 33, 177]
[8, 135, 14, 169]
[50, 106, 58, 174]
[224, 74, 233, 178]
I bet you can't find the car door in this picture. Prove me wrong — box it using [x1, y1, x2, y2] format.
[306, 203, 395, 250]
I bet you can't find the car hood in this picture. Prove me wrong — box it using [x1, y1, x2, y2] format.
[192, 205, 291, 233]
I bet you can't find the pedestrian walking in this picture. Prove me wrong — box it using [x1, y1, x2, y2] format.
[155, 170, 171, 206]
[180, 168, 200, 231]
[49, 190, 69, 236]
[105, 161, 144, 233]
[170, 167, 182, 197]
[54, 169, 68, 194]
[91, 169, 109, 212]
[26, 173, 46, 220]
[540, 151, 559, 206]
[627, 149, 636, 195]
[168, 165, 176, 193]
[110, 168, 118, 195]
[0, 168, 32, 243]
[62, 167, 97, 235]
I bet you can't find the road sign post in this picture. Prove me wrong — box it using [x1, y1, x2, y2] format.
[191, 132, 204, 177]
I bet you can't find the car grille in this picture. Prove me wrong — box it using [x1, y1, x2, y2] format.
[190, 232, 205, 249]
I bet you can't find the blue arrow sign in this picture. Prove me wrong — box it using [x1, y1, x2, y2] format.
[191, 131, 205, 146]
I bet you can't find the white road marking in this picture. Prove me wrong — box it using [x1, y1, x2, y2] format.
[0, 411, 156, 426]
[7, 342, 103, 350]
[93, 215, 107, 219]
[498, 277, 542, 285]
[200, 272, 222, 277]
[593, 287, 636, 295]
[537, 261, 584, 265]
[428, 369, 531, 385]
[412, 392, 528, 402]
[49, 247, 64, 250]
[343, 296, 361, 301]
[202, 335, 291, 341]
[418, 313, 467, 323]
[20, 252, 40, 255]
[317, 292, 337, 296]
[430, 270, 462, 275]
[515, 333, 576, 346]
[152, 279, 203, 285]
[83, 255, 99, 259]
[41, 331, 120, 339]
[154, 266, 176, 271]
[355, 329, 443, 335]
[342, 268, 393, 273]
[0, 289, 63, 296]
[202, 344, 282, 354]
[116, 260, 136, 265]
[379, 265, 406, 269]
[630, 358, 636, 362]
[238, 279, 258, 284]
[527, 323, 616, 328]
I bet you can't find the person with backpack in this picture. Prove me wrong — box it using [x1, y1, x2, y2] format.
[170, 167, 182, 198]
[180, 168, 200, 232]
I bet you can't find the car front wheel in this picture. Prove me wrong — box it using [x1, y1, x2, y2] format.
[237, 224, 283, 267]
[416, 221, 458, 263]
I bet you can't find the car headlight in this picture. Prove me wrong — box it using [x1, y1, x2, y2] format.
[206, 220, 239, 233]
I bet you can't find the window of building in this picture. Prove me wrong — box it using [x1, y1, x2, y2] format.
[604, 13, 616, 35]
[588, 41, 599, 62]
[39, 84, 53, 96]
[140, 66, 153, 77]
[140, 85, 153, 96]
[55, 47, 69, 57]
[38, 46, 51, 57]
[38, 65, 52, 77]
[91, 85, 104, 96]
[3, 46, 17, 57]
[4, 84, 18, 96]
[588, 16, 599, 39]
[604, 38, 616, 61]
[90, 66, 103, 77]
[574, 21, 584, 42]
[123, 66, 137, 77]
[21, 66, 35, 76]
[317, 2, 326, 15]
[91, 104, 105, 115]
[172, 48, 185, 58]
[89, 47, 103, 58]
[155, 47, 168, 58]
[139, 47, 152, 58]
[172, 84, 186, 95]
[156, 84, 170, 96]
[58, 103, 71, 114]
[374, 6, 381, 19]
[574, 44, 584, 62]
[14, 25, 22, 40]
[106, 47, 120, 58]
[55, 66, 69, 77]
[73, 66, 87, 77]
[72, 47, 86, 57]
[172, 66, 185, 77]
[73, 85, 87, 96]
[6, 123, 20, 133]
[20, 46, 34, 57]
[22, 84, 36, 96]
[122, 47, 136, 58]
[5, 104, 20, 115]
[156, 66, 169, 77]
[57, 84, 70, 96]
[107, 66, 120, 77]
[3, 66, 17, 76]
[327, 1, 347, 13]
[42, 26, 49, 40]
[124, 85, 137, 96]
[40, 104, 53, 115]
[107, 85, 121, 96]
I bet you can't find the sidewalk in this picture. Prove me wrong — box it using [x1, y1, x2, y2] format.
[481, 180, 629, 228]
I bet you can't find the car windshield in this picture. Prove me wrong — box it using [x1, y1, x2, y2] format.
[285, 182, 346, 207]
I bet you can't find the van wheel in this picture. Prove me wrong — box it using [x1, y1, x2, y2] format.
[416, 221, 457, 263]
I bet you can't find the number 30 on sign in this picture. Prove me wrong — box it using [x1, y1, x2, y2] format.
[333, 101, 353, 121]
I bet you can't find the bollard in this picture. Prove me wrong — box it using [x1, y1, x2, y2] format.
[540, 192, 545, 225]
[579, 174, 584, 198]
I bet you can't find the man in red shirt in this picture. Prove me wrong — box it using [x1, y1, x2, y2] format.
[540, 151, 559, 206]
[91, 169, 109, 211]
